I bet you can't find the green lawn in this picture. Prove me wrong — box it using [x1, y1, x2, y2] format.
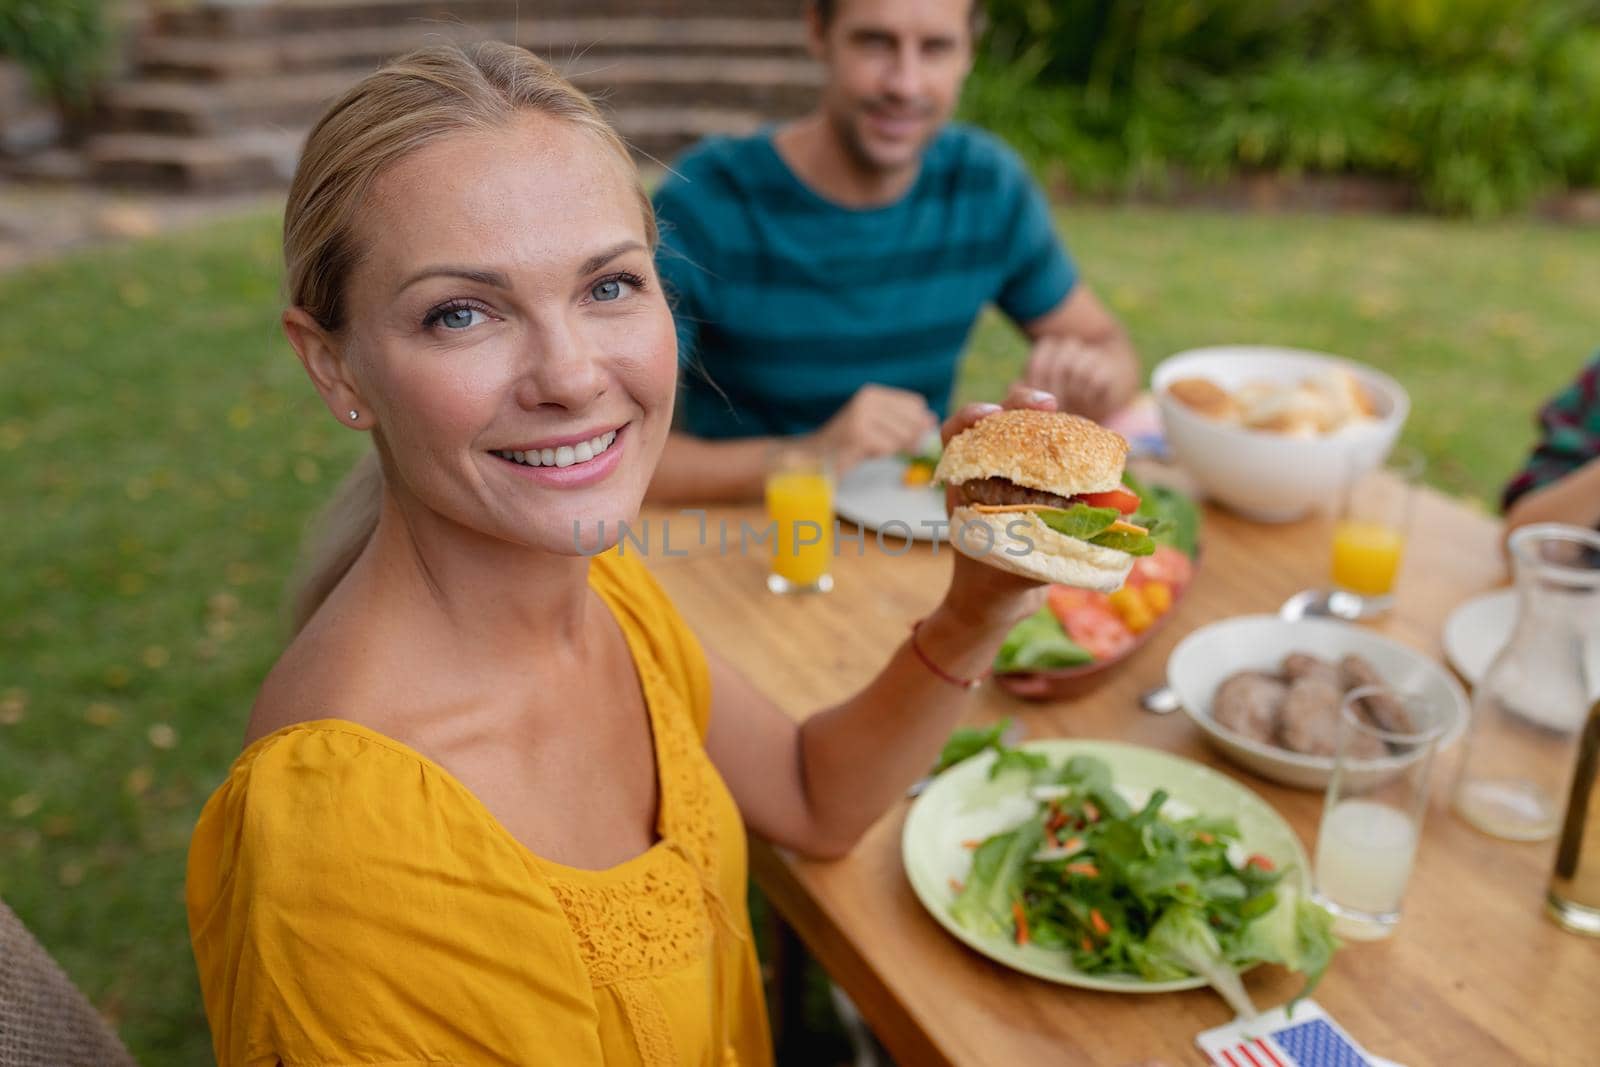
[0, 204, 1594, 1065]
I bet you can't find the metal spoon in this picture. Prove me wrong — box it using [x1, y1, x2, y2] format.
[906, 719, 1026, 799]
[1138, 684, 1182, 714]
[1279, 588, 1385, 622]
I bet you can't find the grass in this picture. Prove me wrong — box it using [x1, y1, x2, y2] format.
[0, 203, 1595, 1066]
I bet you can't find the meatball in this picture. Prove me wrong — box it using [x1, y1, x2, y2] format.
[1212, 671, 1287, 743]
[1283, 652, 1341, 690]
[1277, 677, 1385, 759]
[1339, 654, 1415, 733]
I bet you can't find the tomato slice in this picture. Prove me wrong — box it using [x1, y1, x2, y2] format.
[1134, 545, 1193, 591]
[1074, 487, 1141, 515]
[1058, 603, 1136, 661]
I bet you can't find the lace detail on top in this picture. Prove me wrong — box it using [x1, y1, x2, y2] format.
[544, 855, 712, 985]
[616, 979, 679, 1067]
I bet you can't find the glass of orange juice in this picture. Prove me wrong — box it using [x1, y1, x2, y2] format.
[1330, 446, 1424, 613]
[765, 444, 835, 594]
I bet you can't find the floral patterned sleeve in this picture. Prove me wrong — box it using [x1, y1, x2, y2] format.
[1501, 351, 1600, 514]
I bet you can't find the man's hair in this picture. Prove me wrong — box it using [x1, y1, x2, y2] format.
[811, 0, 984, 32]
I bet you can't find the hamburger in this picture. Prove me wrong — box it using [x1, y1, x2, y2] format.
[933, 410, 1155, 591]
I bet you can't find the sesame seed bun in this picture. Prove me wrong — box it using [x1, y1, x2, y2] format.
[933, 409, 1130, 495]
[949, 506, 1135, 591]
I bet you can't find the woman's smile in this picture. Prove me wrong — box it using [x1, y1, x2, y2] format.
[488, 423, 628, 488]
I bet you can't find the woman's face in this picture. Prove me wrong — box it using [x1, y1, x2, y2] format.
[332, 112, 675, 554]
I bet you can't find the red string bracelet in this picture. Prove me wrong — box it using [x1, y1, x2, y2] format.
[909, 618, 989, 691]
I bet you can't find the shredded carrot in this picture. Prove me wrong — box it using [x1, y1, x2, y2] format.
[1012, 900, 1030, 946]
[1246, 854, 1276, 872]
[1090, 908, 1111, 936]
[1080, 936, 1095, 953]
[1047, 811, 1069, 832]
[1066, 861, 1100, 878]
[948, 877, 965, 894]
[961, 838, 982, 850]
[1061, 836, 1083, 852]
[1083, 801, 1100, 822]
[1195, 831, 1215, 845]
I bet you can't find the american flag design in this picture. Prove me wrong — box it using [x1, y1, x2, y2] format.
[1198, 1002, 1380, 1067]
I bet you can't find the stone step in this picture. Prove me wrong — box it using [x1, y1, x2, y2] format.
[80, 105, 762, 191]
[569, 55, 820, 115]
[99, 71, 357, 136]
[86, 129, 304, 190]
[614, 105, 766, 161]
[101, 56, 817, 136]
[3, 147, 91, 184]
[137, 16, 808, 80]
[154, 0, 802, 37]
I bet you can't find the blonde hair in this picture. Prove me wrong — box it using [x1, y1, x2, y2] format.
[284, 41, 656, 633]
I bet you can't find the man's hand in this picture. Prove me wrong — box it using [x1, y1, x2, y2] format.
[1021, 336, 1132, 422]
[813, 384, 937, 474]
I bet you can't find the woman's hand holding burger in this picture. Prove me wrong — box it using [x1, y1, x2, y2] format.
[935, 386, 1059, 635]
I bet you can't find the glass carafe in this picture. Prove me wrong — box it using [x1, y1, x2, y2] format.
[1453, 524, 1600, 841]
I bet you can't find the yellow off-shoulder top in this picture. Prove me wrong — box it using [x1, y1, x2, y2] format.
[185, 549, 771, 1067]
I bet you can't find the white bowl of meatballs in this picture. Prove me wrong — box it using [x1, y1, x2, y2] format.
[1152, 346, 1409, 523]
[1167, 615, 1469, 791]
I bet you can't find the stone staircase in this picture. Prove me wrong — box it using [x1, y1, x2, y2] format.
[82, 0, 816, 190]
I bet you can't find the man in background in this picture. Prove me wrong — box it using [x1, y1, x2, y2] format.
[648, 0, 1139, 503]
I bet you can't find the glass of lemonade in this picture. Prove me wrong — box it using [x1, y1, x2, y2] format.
[1313, 686, 1445, 940]
[1330, 445, 1424, 614]
[765, 444, 834, 595]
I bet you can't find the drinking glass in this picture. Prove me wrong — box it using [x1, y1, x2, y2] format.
[1312, 687, 1445, 940]
[764, 445, 834, 594]
[1329, 445, 1424, 615]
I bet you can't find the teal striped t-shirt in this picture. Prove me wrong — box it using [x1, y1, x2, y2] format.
[652, 124, 1078, 439]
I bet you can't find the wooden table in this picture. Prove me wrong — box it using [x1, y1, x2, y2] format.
[640, 478, 1596, 1067]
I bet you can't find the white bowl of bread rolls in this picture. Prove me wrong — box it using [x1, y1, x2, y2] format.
[1152, 346, 1408, 522]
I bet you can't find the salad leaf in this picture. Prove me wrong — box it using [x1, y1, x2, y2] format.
[899, 440, 943, 467]
[1231, 885, 1339, 1013]
[991, 747, 1050, 781]
[1146, 904, 1260, 1019]
[965, 747, 1053, 810]
[1087, 527, 1158, 556]
[992, 607, 1093, 673]
[1122, 471, 1201, 558]
[932, 718, 1013, 774]
[1034, 504, 1120, 540]
[950, 819, 1045, 938]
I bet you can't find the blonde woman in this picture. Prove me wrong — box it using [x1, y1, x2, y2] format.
[186, 43, 1049, 1067]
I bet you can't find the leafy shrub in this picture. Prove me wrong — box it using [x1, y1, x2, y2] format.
[963, 0, 1600, 215]
[0, 0, 110, 106]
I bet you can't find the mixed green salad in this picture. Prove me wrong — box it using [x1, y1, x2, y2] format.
[935, 724, 1338, 1017]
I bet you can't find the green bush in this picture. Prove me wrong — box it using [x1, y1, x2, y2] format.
[0, 0, 110, 106]
[964, 0, 1600, 215]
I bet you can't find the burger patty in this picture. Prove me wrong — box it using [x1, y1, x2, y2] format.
[955, 477, 1075, 510]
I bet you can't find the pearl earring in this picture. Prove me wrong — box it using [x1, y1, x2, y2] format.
[348, 410, 359, 421]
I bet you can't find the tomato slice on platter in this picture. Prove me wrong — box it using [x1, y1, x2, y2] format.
[1134, 545, 1194, 591]
[1059, 604, 1137, 662]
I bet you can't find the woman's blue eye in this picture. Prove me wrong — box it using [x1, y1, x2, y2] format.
[592, 279, 624, 302]
[437, 307, 483, 329]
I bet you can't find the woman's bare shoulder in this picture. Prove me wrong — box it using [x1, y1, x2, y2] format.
[243, 616, 377, 748]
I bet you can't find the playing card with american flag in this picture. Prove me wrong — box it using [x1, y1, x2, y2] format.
[1197, 1000, 1394, 1067]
